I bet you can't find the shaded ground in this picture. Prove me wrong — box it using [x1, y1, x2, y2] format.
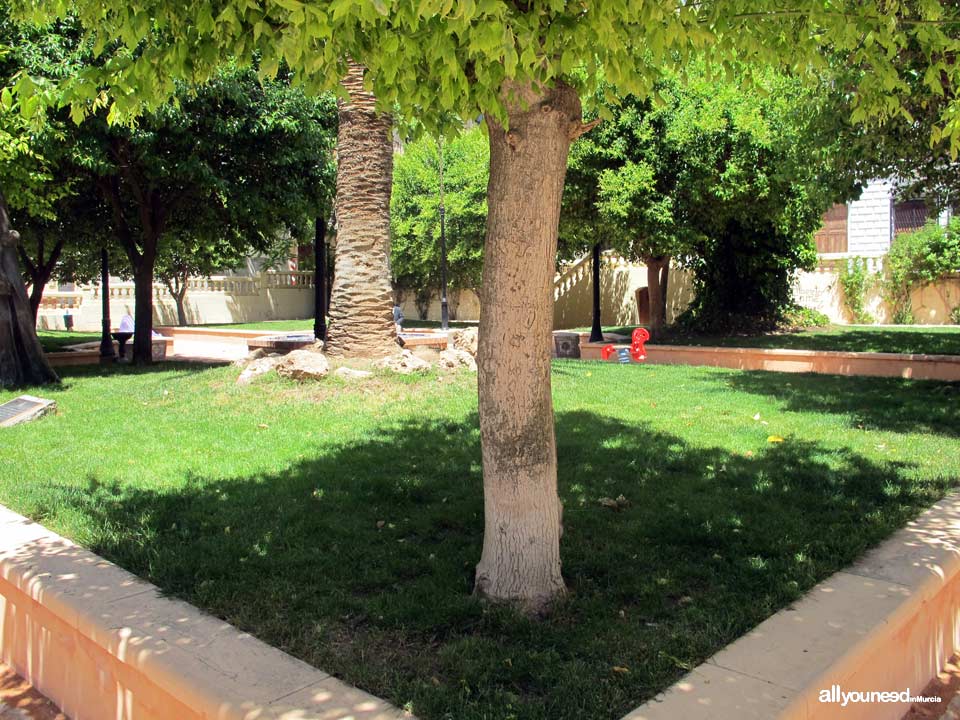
[903, 653, 960, 720]
[1, 361, 958, 720]
[0, 665, 66, 720]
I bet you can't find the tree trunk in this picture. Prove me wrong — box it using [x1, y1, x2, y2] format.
[0, 193, 59, 387]
[659, 260, 670, 330]
[314, 215, 327, 342]
[132, 255, 155, 364]
[475, 80, 587, 613]
[19, 233, 64, 322]
[174, 289, 187, 327]
[589, 242, 603, 342]
[28, 274, 48, 322]
[324, 62, 396, 357]
[645, 256, 669, 339]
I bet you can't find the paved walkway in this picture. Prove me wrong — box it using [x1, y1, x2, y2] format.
[0, 665, 65, 720]
[168, 337, 249, 363]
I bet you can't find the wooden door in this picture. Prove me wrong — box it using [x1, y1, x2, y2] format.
[814, 204, 848, 253]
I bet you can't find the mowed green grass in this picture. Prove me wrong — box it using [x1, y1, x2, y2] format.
[1, 361, 958, 720]
[584, 324, 960, 356]
[37, 329, 100, 352]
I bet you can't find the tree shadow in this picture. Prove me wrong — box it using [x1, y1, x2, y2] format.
[31, 411, 955, 720]
[658, 327, 960, 355]
[714, 370, 960, 438]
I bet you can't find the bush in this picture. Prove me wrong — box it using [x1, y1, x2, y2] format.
[838, 256, 876, 324]
[677, 220, 819, 334]
[784, 305, 831, 328]
[884, 219, 960, 324]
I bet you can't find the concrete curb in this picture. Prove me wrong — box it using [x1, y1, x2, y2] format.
[623, 492, 960, 720]
[0, 505, 409, 720]
[580, 342, 960, 382]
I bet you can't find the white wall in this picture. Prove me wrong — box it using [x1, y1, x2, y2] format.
[848, 179, 894, 254]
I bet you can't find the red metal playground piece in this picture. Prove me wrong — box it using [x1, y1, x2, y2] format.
[601, 328, 650, 364]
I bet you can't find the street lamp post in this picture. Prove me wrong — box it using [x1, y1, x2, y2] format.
[99, 248, 116, 363]
[438, 138, 449, 332]
[314, 215, 327, 343]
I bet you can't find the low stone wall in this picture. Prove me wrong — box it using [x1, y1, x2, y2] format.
[794, 256, 960, 325]
[580, 342, 960, 382]
[46, 338, 173, 367]
[0, 505, 407, 720]
[35, 273, 315, 332]
[623, 492, 960, 720]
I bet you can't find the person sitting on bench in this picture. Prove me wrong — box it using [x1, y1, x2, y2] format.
[112, 314, 134, 358]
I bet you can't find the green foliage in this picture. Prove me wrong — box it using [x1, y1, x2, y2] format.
[561, 77, 688, 264]
[391, 127, 487, 293]
[885, 219, 960, 324]
[10, 0, 960, 155]
[659, 71, 854, 333]
[951, 305, 960, 325]
[783, 305, 831, 330]
[838, 257, 876, 324]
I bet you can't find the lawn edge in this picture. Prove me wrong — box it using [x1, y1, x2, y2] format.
[0, 504, 410, 720]
[581, 342, 960, 381]
[623, 490, 960, 720]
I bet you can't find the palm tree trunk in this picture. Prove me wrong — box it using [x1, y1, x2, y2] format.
[0, 192, 59, 387]
[324, 62, 397, 357]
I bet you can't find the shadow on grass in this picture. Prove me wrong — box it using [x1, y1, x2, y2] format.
[658, 327, 960, 356]
[36, 361, 229, 393]
[715, 370, 960, 439]
[33, 411, 954, 720]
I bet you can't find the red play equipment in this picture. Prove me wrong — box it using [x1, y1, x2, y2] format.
[601, 328, 650, 363]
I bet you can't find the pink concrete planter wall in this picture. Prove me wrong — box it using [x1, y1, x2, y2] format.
[623, 492, 960, 720]
[46, 338, 174, 367]
[0, 506, 407, 720]
[580, 342, 960, 382]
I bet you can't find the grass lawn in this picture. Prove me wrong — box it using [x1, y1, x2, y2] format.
[576, 324, 960, 356]
[205, 318, 477, 332]
[2, 362, 958, 719]
[36, 329, 100, 352]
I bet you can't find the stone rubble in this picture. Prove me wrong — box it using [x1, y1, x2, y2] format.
[438, 347, 477, 372]
[235, 355, 284, 385]
[451, 327, 478, 357]
[275, 349, 331, 381]
[376, 349, 431, 374]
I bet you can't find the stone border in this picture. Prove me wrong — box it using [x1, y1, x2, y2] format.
[623, 492, 960, 720]
[580, 342, 960, 382]
[46, 338, 173, 367]
[155, 327, 271, 345]
[0, 505, 409, 720]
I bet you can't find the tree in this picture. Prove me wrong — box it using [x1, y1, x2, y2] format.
[674, 71, 861, 332]
[90, 72, 335, 361]
[16, 176, 108, 320]
[17, 0, 960, 611]
[391, 126, 487, 316]
[324, 62, 396, 357]
[563, 82, 690, 339]
[0, 191, 58, 386]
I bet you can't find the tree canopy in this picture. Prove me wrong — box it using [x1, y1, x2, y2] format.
[10, 1, 959, 146]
